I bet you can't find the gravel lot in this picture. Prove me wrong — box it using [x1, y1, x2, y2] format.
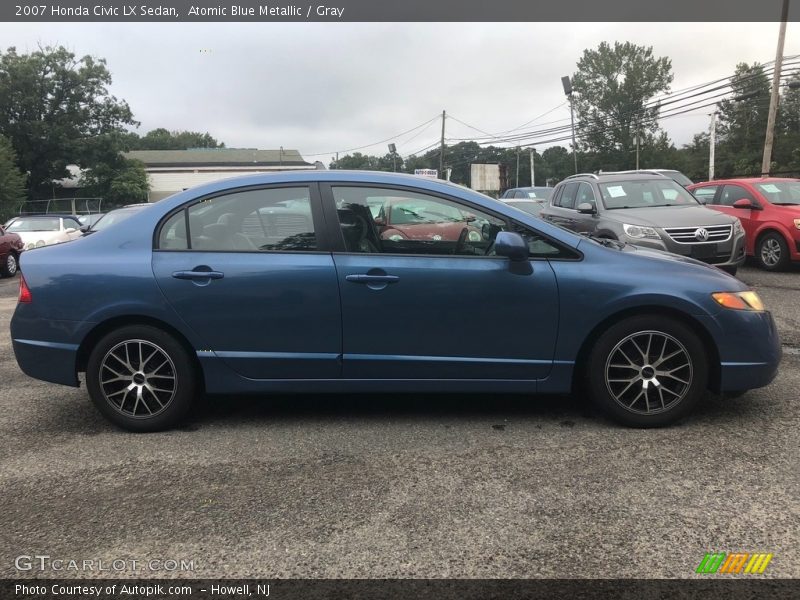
[0, 263, 798, 579]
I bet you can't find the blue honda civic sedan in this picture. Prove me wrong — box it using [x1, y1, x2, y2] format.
[10, 171, 781, 431]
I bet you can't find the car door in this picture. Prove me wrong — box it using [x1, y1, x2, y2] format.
[321, 183, 561, 381]
[152, 184, 342, 380]
[717, 184, 760, 238]
[543, 182, 580, 231]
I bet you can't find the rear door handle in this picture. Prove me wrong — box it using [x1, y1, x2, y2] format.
[345, 274, 400, 284]
[172, 270, 224, 280]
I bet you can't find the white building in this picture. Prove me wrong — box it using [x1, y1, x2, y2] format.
[124, 148, 319, 201]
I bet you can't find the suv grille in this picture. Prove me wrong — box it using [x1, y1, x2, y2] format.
[663, 224, 732, 244]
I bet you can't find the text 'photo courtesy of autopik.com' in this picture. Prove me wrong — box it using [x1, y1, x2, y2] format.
[0, 0, 799, 599]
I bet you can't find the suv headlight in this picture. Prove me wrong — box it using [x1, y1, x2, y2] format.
[733, 218, 744, 235]
[712, 291, 765, 311]
[622, 223, 660, 240]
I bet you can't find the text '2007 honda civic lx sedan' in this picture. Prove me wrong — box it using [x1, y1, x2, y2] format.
[10, 171, 781, 431]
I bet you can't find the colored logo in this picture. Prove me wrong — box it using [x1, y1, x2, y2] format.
[696, 552, 773, 574]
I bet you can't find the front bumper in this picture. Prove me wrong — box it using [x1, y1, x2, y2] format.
[626, 231, 746, 268]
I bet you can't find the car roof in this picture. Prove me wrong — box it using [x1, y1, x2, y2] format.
[690, 177, 800, 186]
[561, 173, 667, 183]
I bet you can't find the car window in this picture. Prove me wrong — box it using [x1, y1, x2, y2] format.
[7, 218, 60, 232]
[691, 185, 718, 204]
[576, 183, 596, 209]
[331, 186, 574, 259]
[158, 187, 316, 252]
[598, 179, 698, 209]
[754, 181, 800, 205]
[557, 183, 579, 209]
[719, 185, 756, 207]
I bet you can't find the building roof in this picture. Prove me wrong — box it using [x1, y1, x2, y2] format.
[123, 148, 312, 168]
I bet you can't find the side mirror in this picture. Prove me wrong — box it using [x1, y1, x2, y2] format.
[576, 202, 596, 214]
[80, 225, 90, 233]
[495, 231, 528, 262]
[732, 198, 756, 210]
[65, 227, 77, 233]
[373, 217, 386, 227]
[463, 213, 477, 223]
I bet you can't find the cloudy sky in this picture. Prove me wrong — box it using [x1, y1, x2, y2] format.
[1, 22, 798, 164]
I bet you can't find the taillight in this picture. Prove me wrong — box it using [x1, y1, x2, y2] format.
[18, 274, 32, 303]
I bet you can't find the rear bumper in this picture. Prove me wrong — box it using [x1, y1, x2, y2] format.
[12, 338, 80, 387]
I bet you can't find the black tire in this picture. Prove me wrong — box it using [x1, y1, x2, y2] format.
[587, 316, 708, 427]
[1, 252, 18, 278]
[86, 325, 197, 432]
[756, 231, 790, 271]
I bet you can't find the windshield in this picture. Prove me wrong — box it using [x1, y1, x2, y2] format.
[658, 170, 693, 187]
[8, 217, 60, 232]
[599, 179, 699, 209]
[526, 187, 553, 199]
[92, 208, 141, 231]
[755, 181, 800, 205]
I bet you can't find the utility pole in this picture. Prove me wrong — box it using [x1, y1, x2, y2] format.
[530, 148, 535, 186]
[762, 0, 789, 176]
[709, 112, 717, 181]
[516, 146, 521, 187]
[439, 110, 446, 179]
[569, 94, 578, 173]
[635, 133, 640, 170]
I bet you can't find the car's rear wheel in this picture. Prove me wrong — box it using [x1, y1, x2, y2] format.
[587, 316, 708, 427]
[756, 232, 789, 271]
[86, 325, 197, 432]
[1, 252, 18, 277]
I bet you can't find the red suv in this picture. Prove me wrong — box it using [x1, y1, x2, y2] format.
[688, 178, 800, 270]
[0, 222, 24, 277]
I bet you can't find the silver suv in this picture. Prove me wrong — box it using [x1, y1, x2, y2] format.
[539, 173, 746, 274]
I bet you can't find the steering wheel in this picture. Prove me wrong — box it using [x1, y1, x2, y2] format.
[454, 227, 469, 255]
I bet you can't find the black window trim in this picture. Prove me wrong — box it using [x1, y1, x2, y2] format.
[152, 182, 331, 254]
[318, 181, 582, 262]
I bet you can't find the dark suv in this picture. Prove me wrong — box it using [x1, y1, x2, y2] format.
[539, 173, 746, 274]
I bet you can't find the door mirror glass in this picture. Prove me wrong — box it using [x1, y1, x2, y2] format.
[576, 202, 595, 214]
[732, 198, 754, 209]
[495, 231, 528, 261]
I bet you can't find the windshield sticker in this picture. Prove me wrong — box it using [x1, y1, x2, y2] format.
[759, 184, 781, 193]
[607, 186, 626, 198]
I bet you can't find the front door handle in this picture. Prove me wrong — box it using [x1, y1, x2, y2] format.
[345, 274, 400, 284]
[172, 270, 224, 280]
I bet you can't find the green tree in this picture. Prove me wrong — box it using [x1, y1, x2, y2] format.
[715, 63, 771, 177]
[0, 45, 137, 195]
[129, 128, 225, 150]
[80, 158, 149, 207]
[0, 135, 26, 220]
[571, 41, 673, 168]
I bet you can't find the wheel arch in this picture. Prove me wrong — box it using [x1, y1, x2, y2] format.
[754, 225, 792, 249]
[572, 305, 721, 393]
[76, 315, 204, 389]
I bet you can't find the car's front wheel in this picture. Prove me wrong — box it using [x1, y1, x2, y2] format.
[1, 252, 18, 277]
[86, 325, 197, 432]
[756, 232, 789, 271]
[587, 316, 708, 427]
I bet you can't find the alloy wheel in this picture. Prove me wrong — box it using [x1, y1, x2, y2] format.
[604, 331, 693, 415]
[760, 238, 782, 267]
[99, 339, 177, 418]
[6, 254, 17, 275]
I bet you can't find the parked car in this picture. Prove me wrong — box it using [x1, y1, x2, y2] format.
[78, 213, 105, 230]
[5, 215, 83, 250]
[600, 169, 694, 187]
[687, 178, 800, 271]
[82, 205, 149, 236]
[0, 223, 24, 277]
[371, 195, 483, 247]
[11, 171, 780, 432]
[539, 173, 746, 275]
[501, 198, 547, 216]
[500, 186, 554, 200]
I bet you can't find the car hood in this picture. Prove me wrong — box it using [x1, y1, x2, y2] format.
[603, 205, 735, 227]
[770, 203, 800, 214]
